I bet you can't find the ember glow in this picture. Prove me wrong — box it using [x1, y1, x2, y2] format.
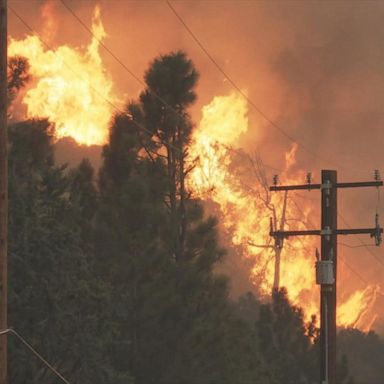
[8, 6, 116, 146]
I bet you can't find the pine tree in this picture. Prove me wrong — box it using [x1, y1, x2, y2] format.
[7, 56, 30, 105]
[257, 288, 318, 384]
[8, 119, 123, 384]
[140, 51, 198, 263]
[95, 52, 269, 384]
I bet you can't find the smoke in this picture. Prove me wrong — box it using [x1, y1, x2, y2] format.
[8, 0, 384, 331]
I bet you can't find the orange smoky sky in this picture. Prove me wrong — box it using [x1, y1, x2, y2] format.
[7, 0, 384, 332]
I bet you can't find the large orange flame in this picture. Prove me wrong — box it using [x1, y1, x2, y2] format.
[338, 285, 380, 331]
[9, 6, 117, 146]
[188, 91, 379, 329]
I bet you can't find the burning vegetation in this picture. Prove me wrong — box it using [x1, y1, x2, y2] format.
[9, 6, 116, 145]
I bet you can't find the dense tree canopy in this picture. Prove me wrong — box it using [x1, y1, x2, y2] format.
[8, 119, 121, 383]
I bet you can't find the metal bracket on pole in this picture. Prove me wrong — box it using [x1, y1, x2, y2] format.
[321, 180, 332, 191]
[321, 227, 332, 241]
[320, 227, 332, 235]
[372, 213, 382, 246]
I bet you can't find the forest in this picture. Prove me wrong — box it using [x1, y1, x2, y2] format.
[6, 51, 384, 384]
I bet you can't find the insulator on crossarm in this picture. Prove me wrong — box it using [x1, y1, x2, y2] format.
[273, 174, 279, 186]
[374, 169, 381, 182]
[306, 172, 312, 190]
[371, 213, 382, 246]
[276, 237, 283, 250]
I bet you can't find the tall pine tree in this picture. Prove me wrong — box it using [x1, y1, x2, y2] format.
[95, 51, 267, 384]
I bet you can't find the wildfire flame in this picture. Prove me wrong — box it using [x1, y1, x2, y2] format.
[9, 6, 116, 146]
[188, 91, 379, 329]
[338, 285, 380, 331]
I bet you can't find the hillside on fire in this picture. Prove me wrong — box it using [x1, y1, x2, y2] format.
[2, 1, 384, 384]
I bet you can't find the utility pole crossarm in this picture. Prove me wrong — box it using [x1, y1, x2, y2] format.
[336, 181, 383, 189]
[270, 229, 320, 237]
[337, 228, 383, 236]
[270, 184, 321, 191]
[270, 227, 383, 238]
[270, 180, 383, 191]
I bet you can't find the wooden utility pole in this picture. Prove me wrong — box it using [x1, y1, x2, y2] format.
[0, 0, 7, 383]
[270, 170, 383, 384]
[320, 170, 337, 384]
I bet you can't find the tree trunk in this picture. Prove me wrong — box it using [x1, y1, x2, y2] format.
[0, 1, 7, 382]
[273, 191, 287, 291]
[177, 124, 186, 263]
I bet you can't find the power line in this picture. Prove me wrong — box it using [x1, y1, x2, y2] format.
[165, 0, 345, 170]
[337, 243, 370, 284]
[59, 0, 145, 89]
[0, 328, 71, 384]
[338, 211, 384, 268]
[60, 0, 342, 172]
[18, 0, 241, 162]
[7, 5, 184, 156]
[60, 0, 274, 175]
[8, 6, 120, 114]
[338, 242, 376, 249]
[292, 190, 384, 273]
[57, 0, 382, 191]
[59, 0, 191, 125]
[10, 2, 288, 180]
[9, 2, 285, 196]
[290, 195, 370, 285]
[36, 0, 384, 188]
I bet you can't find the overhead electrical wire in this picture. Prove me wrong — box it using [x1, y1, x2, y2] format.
[8, 4, 286, 204]
[60, 0, 273, 174]
[58, 0, 285, 175]
[59, 0, 192, 126]
[59, 0, 382, 185]
[60, 0, 345, 174]
[60, 0, 382, 188]
[8, 4, 184, 156]
[58, 0, 143, 87]
[338, 211, 384, 268]
[0, 328, 71, 384]
[294, 190, 384, 269]
[165, 0, 346, 171]
[338, 242, 376, 249]
[290, 196, 372, 285]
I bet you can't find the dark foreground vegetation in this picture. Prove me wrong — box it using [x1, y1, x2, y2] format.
[6, 52, 383, 384]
